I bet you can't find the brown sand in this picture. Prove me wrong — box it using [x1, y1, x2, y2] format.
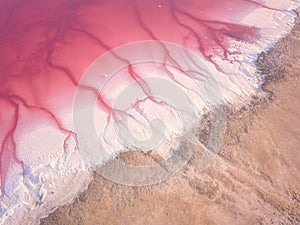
[40, 21, 300, 225]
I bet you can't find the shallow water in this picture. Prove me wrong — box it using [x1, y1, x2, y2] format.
[0, 0, 298, 224]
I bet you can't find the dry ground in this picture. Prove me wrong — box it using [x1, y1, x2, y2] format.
[41, 21, 300, 225]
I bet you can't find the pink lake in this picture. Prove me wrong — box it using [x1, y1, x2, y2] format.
[0, 0, 298, 224]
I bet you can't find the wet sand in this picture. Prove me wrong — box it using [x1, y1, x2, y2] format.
[41, 21, 300, 225]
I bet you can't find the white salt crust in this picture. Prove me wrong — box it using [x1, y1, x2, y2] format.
[0, 1, 299, 224]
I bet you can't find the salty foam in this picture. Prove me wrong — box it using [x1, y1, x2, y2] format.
[0, 0, 299, 224]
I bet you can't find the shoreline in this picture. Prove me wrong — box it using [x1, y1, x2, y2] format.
[40, 19, 300, 225]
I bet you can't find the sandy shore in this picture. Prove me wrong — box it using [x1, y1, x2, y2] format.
[40, 20, 300, 225]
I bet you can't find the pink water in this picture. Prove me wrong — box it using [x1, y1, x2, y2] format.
[0, 0, 297, 223]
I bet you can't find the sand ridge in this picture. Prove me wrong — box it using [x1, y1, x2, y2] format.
[40, 20, 300, 225]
